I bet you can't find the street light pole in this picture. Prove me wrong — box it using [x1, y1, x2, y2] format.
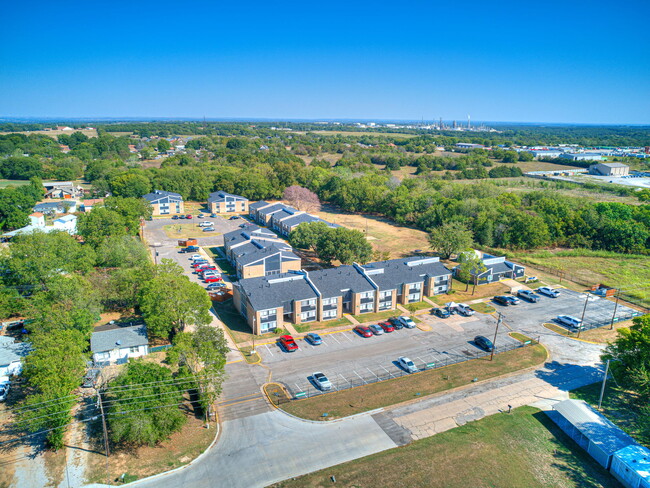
[577, 293, 590, 338]
[609, 289, 621, 330]
[490, 312, 503, 361]
[598, 359, 611, 410]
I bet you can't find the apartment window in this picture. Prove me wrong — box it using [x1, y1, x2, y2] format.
[96, 352, 109, 361]
[300, 311, 316, 321]
[323, 309, 337, 319]
[380, 290, 392, 298]
[241, 203, 246, 210]
[361, 291, 374, 299]
[260, 321, 276, 333]
[129, 346, 140, 354]
[260, 309, 275, 318]
[408, 293, 420, 302]
[410, 282, 422, 290]
[323, 297, 337, 306]
[360, 302, 373, 311]
[302, 299, 316, 307]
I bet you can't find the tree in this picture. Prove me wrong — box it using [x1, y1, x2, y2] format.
[139, 260, 212, 339]
[226, 138, 246, 150]
[288, 221, 330, 250]
[77, 207, 129, 247]
[167, 324, 229, 417]
[456, 250, 487, 293]
[96, 236, 150, 268]
[104, 196, 152, 232]
[157, 139, 171, 152]
[315, 227, 373, 265]
[107, 361, 186, 447]
[109, 173, 151, 198]
[428, 221, 474, 259]
[283, 185, 321, 212]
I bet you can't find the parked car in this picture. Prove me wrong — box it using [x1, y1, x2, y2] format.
[493, 295, 511, 306]
[180, 245, 199, 253]
[432, 307, 450, 318]
[306, 332, 322, 345]
[206, 282, 227, 291]
[398, 316, 416, 329]
[456, 303, 475, 316]
[172, 215, 179, 220]
[189, 253, 202, 260]
[398, 357, 418, 374]
[204, 275, 222, 283]
[191, 261, 209, 269]
[378, 321, 395, 333]
[537, 286, 560, 298]
[179, 215, 187, 219]
[517, 289, 541, 303]
[556, 315, 583, 329]
[203, 227, 215, 232]
[0, 376, 11, 402]
[369, 324, 384, 335]
[229, 215, 240, 220]
[388, 317, 404, 329]
[82, 369, 100, 388]
[186, 214, 193, 219]
[312, 372, 332, 390]
[279, 335, 298, 352]
[210, 213, 217, 218]
[474, 335, 494, 352]
[198, 221, 212, 227]
[197, 214, 205, 218]
[504, 295, 520, 305]
[354, 325, 373, 338]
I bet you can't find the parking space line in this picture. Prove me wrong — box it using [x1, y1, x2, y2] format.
[329, 334, 341, 344]
[379, 364, 392, 376]
[264, 344, 274, 357]
[339, 373, 351, 386]
[366, 367, 379, 379]
[294, 383, 303, 392]
[353, 370, 366, 384]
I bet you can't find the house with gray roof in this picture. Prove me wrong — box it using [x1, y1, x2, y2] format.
[33, 200, 78, 215]
[233, 256, 452, 333]
[208, 191, 249, 214]
[90, 324, 149, 365]
[252, 202, 289, 226]
[275, 212, 339, 237]
[142, 190, 184, 216]
[454, 251, 525, 285]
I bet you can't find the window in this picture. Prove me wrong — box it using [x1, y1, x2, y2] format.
[361, 291, 374, 299]
[408, 293, 420, 302]
[96, 352, 109, 361]
[260, 321, 276, 332]
[300, 311, 316, 321]
[323, 309, 337, 319]
[129, 346, 140, 354]
[360, 302, 373, 311]
[241, 203, 246, 210]
[323, 297, 337, 306]
[380, 290, 392, 298]
[410, 282, 422, 290]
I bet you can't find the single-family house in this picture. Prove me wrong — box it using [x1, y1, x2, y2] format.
[1, 214, 77, 239]
[80, 198, 104, 212]
[90, 324, 150, 365]
[42, 181, 83, 199]
[33, 200, 78, 215]
[454, 251, 525, 285]
[52, 214, 77, 234]
[208, 191, 249, 214]
[142, 190, 184, 216]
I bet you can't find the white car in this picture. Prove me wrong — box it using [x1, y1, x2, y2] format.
[557, 315, 582, 329]
[398, 316, 416, 329]
[189, 254, 202, 261]
[0, 376, 10, 402]
[198, 221, 213, 227]
[312, 372, 332, 390]
[537, 286, 560, 298]
[456, 303, 475, 316]
[398, 357, 418, 373]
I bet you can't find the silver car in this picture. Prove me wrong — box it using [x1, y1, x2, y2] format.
[537, 286, 560, 298]
[398, 357, 418, 373]
[312, 372, 332, 390]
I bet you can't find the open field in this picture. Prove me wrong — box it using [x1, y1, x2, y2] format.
[273, 406, 619, 488]
[0, 179, 31, 188]
[0, 128, 98, 139]
[312, 204, 430, 259]
[297, 152, 342, 166]
[281, 342, 547, 420]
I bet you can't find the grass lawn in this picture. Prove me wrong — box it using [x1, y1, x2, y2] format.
[571, 382, 649, 446]
[351, 309, 401, 323]
[429, 280, 511, 305]
[293, 316, 353, 333]
[311, 204, 430, 259]
[542, 320, 633, 344]
[403, 300, 432, 312]
[212, 300, 287, 344]
[472, 302, 496, 314]
[163, 223, 220, 240]
[272, 406, 619, 488]
[205, 247, 236, 275]
[0, 179, 30, 189]
[281, 343, 547, 420]
[239, 346, 261, 364]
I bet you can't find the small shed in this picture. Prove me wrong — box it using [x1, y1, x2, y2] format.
[611, 444, 650, 488]
[548, 399, 638, 469]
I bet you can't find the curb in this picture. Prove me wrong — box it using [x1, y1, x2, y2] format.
[541, 323, 603, 345]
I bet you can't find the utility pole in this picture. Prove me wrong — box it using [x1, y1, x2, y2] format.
[96, 390, 110, 485]
[598, 359, 611, 410]
[609, 288, 621, 330]
[490, 312, 503, 361]
[577, 293, 590, 338]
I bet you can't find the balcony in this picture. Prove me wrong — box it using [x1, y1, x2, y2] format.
[300, 304, 317, 312]
[409, 288, 422, 294]
[360, 296, 375, 304]
[260, 315, 277, 324]
[323, 303, 338, 311]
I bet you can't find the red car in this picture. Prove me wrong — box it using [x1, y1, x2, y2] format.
[204, 275, 222, 283]
[279, 335, 298, 352]
[186, 214, 193, 219]
[378, 321, 395, 333]
[196, 265, 217, 272]
[354, 325, 373, 338]
[191, 261, 208, 268]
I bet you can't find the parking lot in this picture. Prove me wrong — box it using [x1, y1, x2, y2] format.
[263, 287, 640, 398]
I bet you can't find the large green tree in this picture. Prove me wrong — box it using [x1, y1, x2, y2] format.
[139, 260, 212, 339]
[109, 173, 151, 198]
[315, 227, 373, 265]
[428, 221, 474, 259]
[456, 250, 487, 293]
[77, 207, 129, 247]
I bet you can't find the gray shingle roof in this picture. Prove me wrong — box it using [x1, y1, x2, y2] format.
[249, 201, 270, 211]
[142, 190, 183, 203]
[90, 325, 149, 353]
[33, 201, 77, 213]
[237, 273, 318, 310]
[208, 191, 248, 204]
[308, 266, 374, 297]
[257, 203, 289, 218]
[233, 241, 298, 266]
[361, 257, 451, 289]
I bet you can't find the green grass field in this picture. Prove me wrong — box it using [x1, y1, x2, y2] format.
[0, 179, 30, 188]
[273, 406, 618, 488]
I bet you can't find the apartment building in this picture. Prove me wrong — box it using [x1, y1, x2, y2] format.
[142, 190, 184, 216]
[208, 191, 249, 214]
[233, 256, 452, 334]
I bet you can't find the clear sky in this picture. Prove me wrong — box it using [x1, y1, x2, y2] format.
[2, 0, 649, 124]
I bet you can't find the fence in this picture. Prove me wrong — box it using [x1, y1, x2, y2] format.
[283, 337, 540, 401]
[150, 344, 173, 353]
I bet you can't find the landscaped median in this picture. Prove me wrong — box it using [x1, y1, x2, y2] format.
[278, 337, 547, 421]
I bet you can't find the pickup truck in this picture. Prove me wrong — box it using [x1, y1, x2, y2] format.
[517, 289, 541, 303]
[180, 245, 200, 253]
[455, 303, 475, 316]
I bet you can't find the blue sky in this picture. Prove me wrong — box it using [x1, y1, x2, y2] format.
[1, 0, 649, 123]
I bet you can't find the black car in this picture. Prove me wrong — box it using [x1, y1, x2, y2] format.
[388, 317, 404, 329]
[474, 335, 494, 352]
[517, 289, 541, 303]
[432, 307, 450, 318]
[493, 295, 511, 306]
[229, 215, 241, 220]
[172, 215, 179, 220]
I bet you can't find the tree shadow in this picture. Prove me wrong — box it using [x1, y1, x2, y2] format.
[534, 360, 604, 391]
